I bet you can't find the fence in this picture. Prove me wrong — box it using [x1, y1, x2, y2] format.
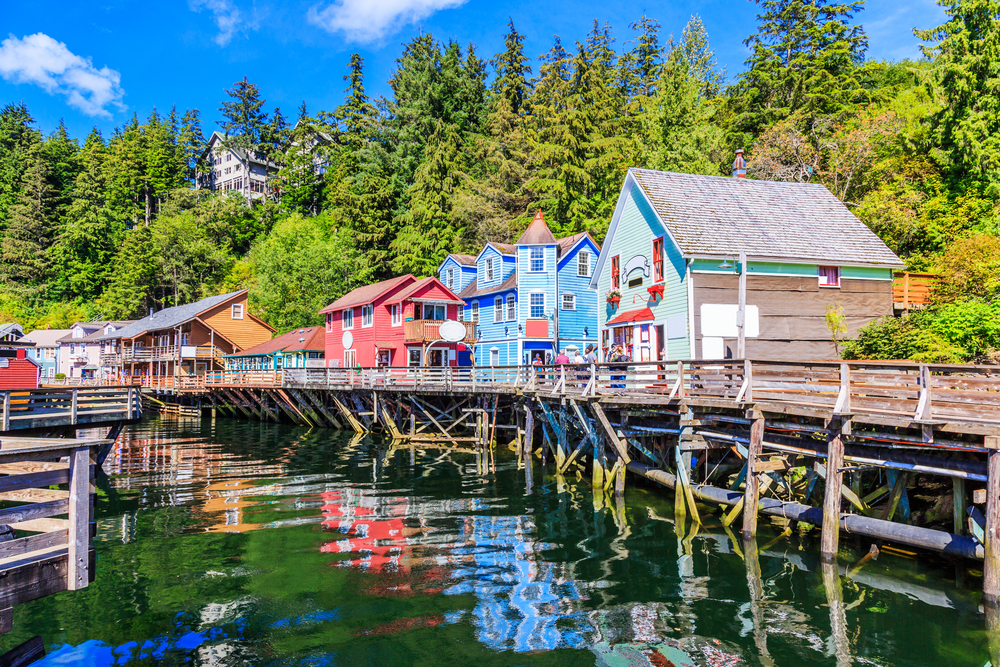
[0, 387, 140, 431]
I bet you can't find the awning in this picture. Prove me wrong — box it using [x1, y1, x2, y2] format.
[374, 341, 395, 349]
[83, 364, 98, 370]
[607, 307, 655, 326]
[523, 341, 553, 351]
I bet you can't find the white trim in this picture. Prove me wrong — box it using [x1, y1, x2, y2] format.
[361, 304, 374, 327]
[342, 309, 354, 330]
[561, 292, 576, 311]
[390, 303, 401, 326]
[528, 291, 546, 319]
[472, 242, 515, 264]
[493, 296, 503, 323]
[687, 261, 696, 359]
[576, 250, 591, 277]
[231, 303, 244, 320]
[528, 246, 546, 273]
[555, 235, 598, 270]
[686, 254, 902, 271]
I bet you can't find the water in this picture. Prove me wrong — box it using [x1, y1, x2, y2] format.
[0, 416, 992, 666]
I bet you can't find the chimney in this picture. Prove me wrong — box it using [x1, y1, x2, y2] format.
[732, 149, 747, 179]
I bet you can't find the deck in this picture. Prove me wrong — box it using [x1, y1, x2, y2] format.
[0, 437, 107, 637]
[0, 387, 141, 432]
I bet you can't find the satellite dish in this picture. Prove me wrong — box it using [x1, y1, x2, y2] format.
[342, 330, 353, 349]
[438, 319, 466, 343]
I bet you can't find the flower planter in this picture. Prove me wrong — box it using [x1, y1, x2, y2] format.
[607, 297, 621, 307]
[647, 284, 665, 300]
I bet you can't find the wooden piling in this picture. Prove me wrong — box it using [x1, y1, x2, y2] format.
[821, 417, 847, 562]
[954, 477, 967, 535]
[985, 436, 1000, 605]
[524, 404, 534, 459]
[741, 411, 765, 539]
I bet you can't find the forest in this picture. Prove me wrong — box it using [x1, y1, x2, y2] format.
[0, 0, 998, 362]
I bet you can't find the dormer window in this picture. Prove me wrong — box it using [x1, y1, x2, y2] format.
[578, 251, 590, 277]
[486, 257, 495, 282]
[446, 268, 454, 289]
[529, 247, 544, 272]
[232, 303, 244, 319]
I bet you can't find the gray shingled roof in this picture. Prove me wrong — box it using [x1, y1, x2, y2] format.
[459, 272, 518, 299]
[99, 291, 248, 340]
[630, 168, 904, 267]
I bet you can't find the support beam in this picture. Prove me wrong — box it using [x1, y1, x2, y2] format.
[985, 436, 1000, 605]
[821, 417, 848, 562]
[741, 411, 765, 539]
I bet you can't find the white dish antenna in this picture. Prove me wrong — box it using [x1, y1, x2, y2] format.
[438, 320, 466, 343]
[342, 330, 353, 349]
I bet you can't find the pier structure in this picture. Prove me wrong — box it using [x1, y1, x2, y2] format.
[143, 359, 1000, 600]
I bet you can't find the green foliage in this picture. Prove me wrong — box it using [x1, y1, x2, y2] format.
[248, 214, 371, 332]
[825, 302, 848, 356]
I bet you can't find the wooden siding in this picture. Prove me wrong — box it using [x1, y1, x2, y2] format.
[555, 237, 601, 357]
[0, 357, 38, 389]
[597, 184, 690, 360]
[200, 293, 274, 351]
[692, 273, 892, 360]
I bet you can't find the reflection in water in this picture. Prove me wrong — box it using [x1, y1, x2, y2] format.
[0, 416, 991, 666]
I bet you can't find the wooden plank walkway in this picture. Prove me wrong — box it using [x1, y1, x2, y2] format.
[0, 387, 141, 432]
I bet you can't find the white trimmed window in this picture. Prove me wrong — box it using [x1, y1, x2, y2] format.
[390, 304, 401, 326]
[342, 309, 354, 330]
[494, 297, 503, 323]
[361, 304, 374, 327]
[231, 303, 244, 319]
[458, 306, 464, 322]
[530, 293, 545, 318]
[577, 251, 590, 277]
[529, 247, 544, 272]
[819, 266, 840, 288]
[471, 301, 479, 323]
[446, 268, 454, 289]
[562, 293, 576, 310]
[486, 257, 495, 282]
[344, 350, 357, 367]
[326, 313, 332, 332]
[506, 295, 515, 321]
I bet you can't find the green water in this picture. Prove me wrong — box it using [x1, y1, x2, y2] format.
[0, 416, 992, 666]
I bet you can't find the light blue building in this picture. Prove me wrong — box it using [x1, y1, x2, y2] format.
[445, 211, 600, 367]
[21, 329, 70, 380]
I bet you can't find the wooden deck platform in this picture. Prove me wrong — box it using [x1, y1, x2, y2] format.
[0, 438, 108, 636]
[0, 387, 140, 433]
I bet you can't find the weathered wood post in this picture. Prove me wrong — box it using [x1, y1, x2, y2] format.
[70, 389, 78, 424]
[741, 410, 765, 539]
[1, 391, 9, 432]
[524, 403, 534, 460]
[67, 446, 90, 591]
[821, 559, 853, 667]
[954, 477, 967, 536]
[985, 436, 1000, 605]
[821, 417, 848, 561]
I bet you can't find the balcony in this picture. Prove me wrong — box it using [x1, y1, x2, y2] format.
[116, 345, 225, 364]
[404, 320, 476, 344]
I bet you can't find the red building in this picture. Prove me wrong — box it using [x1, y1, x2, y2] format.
[0, 349, 40, 389]
[320, 275, 475, 368]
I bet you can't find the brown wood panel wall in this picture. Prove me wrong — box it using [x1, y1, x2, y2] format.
[692, 274, 892, 361]
[200, 295, 274, 352]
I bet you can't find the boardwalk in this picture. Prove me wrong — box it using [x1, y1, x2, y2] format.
[142, 359, 1000, 602]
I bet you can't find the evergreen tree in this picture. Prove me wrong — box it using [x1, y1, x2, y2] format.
[678, 15, 724, 98]
[733, 0, 869, 134]
[43, 119, 81, 222]
[492, 20, 532, 117]
[219, 77, 270, 156]
[178, 108, 206, 185]
[49, 129, 124, 302]
[390, 121, 465, 275]
[99, 226, 159, 318]
[0, 143, 53, 302]
[916, 0, 1000, 180]
[0, 103, 41, 232]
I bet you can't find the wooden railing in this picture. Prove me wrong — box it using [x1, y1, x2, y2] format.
[0, 387, 140, 431]
[0, 438, 107, 615]
[893, 272, 941, 308]
[155, 360, 1000, 427]
[403, 320, 476, 343]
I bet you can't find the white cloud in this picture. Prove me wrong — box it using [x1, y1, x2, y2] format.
[190, 0, 258, 47]
[308, 0, 468, 43]
[0, 33, 125, 117]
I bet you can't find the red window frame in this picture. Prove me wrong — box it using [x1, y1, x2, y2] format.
[611, 255, 620, 289]
[652, 237, 664, 282]
[818, 266, 840, 288]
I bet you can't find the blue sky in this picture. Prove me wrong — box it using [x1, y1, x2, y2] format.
[1, 0, 946, 141]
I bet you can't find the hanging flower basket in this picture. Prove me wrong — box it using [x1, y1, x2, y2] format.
[606, 288, 622, 306]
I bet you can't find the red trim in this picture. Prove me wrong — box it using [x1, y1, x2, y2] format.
[651, 236, 664, 283]
[646, 284, 665, 300]
[818, 266, 841, 288]
[611, 255, 620, 290]
[606, 307, 655, 326]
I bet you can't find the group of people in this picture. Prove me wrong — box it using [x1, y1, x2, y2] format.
[529, 343, 631, 367]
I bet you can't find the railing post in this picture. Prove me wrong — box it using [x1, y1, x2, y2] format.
[915, 364, 932, 421]
[834, 363, 851, 414]
[71, 389, 78, 423]
[560, 365, 566, 395]
[1, 391, 8, 431]
[67, 445, 90, 590]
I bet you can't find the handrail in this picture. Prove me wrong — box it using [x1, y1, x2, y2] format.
[156, 359, 1000, 426]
